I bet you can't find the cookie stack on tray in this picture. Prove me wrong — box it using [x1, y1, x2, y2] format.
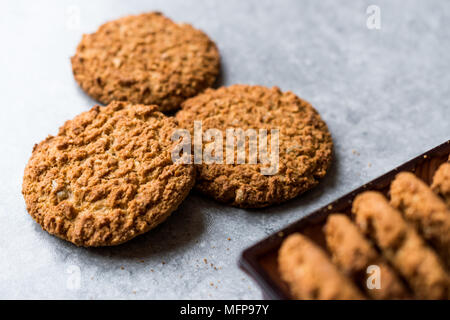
[278, 162, 450, 300]
[22, 12, 333, 246]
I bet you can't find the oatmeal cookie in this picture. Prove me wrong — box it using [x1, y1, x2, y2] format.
[324, 214, 409, 299]
[390, 172, 450, 268]
[431, 161, 450, 206]
[175, 85, 333, 208]
[352, 191, 450, 299]
[71, 12, 220, 112]
[22, 101, 195, 246]
[278, 233, 365, 300]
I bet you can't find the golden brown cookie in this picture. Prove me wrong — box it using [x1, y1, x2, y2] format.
[431, 162, 450, 206]
[71, 12, 220, 113]
[352, 191, 450, 299]
[278, 233, 365, 300]
[22, 101, 195, 247]
[390, 172, 450, 268]
[175, 85, 333, 208]
[324, 214, 409, 300]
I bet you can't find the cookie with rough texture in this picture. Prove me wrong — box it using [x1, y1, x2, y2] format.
[324, 214, 409, 300]
[390, 172, 450, 268]
[432, 161, 450, 206]
[22, 101, 195, 247]
[175, 85, 333, 208]
[71, 12, 220, 113]
[352, 191, 450, 299]
[278, 233, 365, 300]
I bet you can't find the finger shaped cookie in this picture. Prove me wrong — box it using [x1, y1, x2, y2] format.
[324, 214, 409, 299]
[71, 12, 220, 112]
[22, 101, 195, 246]
[176, 85, 333, 208]
[278, 233, 365, 300]
[352, 191, 450, 299]
[431, 162, 450, 207]
[390, 172, 450, 268]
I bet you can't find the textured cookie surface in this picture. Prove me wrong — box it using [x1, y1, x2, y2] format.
[175, 85, 333, 208]
[390, 172, 450, 268]
[22, 102, 195, 246]
[324, 214, 409, 300]
[352, 191, 450, 300]
[432, 161, 450, 206]
[71, 12, 220, 112]
[278, 233, 364, 300]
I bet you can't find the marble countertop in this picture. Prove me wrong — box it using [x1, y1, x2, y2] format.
[0, 0, 449, 299]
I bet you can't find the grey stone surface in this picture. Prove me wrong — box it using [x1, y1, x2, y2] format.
[0, 0, 449, 299]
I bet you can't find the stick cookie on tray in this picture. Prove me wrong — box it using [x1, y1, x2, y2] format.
[390, 172, 450, 268]
[431, 159, 450, 206]
[353, 191, 450, 300]
[324, 214, 409, 299]
[279, 233, 364, 300]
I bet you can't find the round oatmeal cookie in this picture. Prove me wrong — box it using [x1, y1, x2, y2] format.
[175, 85, 333, 208]
[22, 101, 195, 246]
[71, 12, 220, 113]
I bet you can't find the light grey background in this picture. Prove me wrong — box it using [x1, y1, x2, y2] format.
[0, 0, 449, 299]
